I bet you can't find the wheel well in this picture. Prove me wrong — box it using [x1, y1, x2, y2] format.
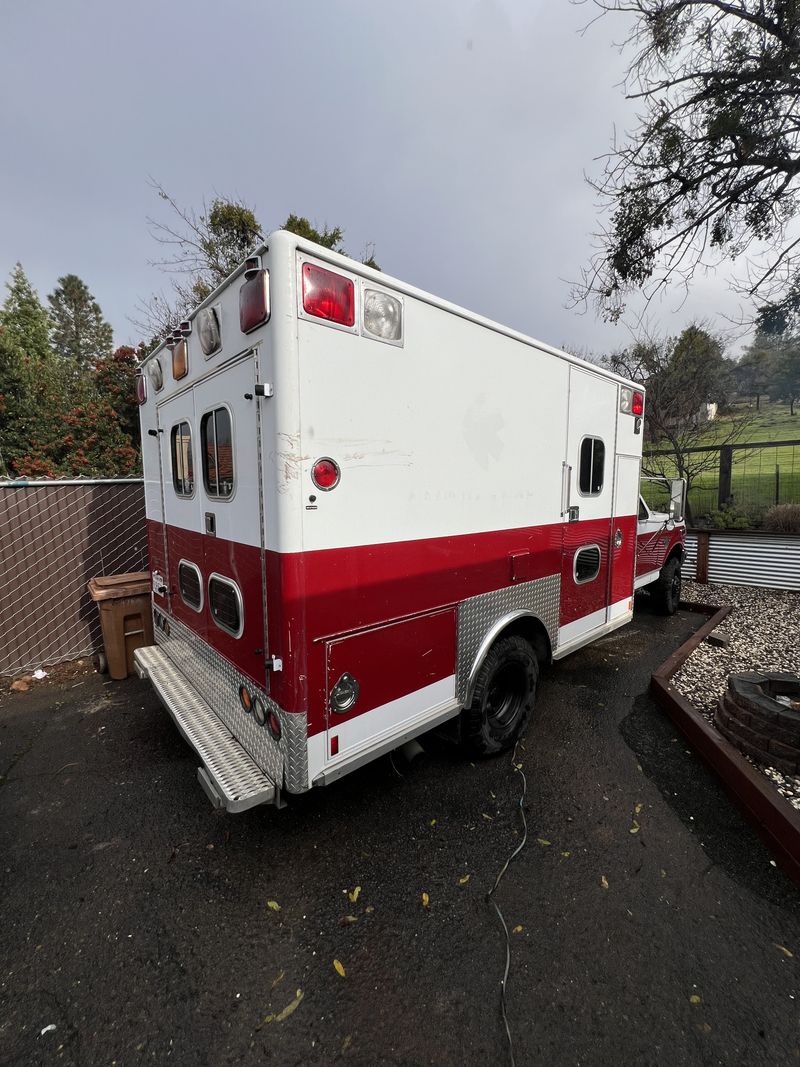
[496, 615, 552, 666]
[667, 544, 684, 566]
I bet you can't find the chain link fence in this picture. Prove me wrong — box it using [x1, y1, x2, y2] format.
[0, 480, 148, 676]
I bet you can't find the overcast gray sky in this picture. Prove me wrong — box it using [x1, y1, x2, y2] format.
[0, 0, 751, 357]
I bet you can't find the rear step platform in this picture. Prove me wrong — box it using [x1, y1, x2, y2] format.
[134, 645, 276, 813]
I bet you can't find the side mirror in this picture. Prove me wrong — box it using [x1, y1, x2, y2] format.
[669, 479, 687, 523]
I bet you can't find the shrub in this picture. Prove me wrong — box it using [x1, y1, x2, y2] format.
[702, 504, 756, 530]
[763, 503, 800, 534]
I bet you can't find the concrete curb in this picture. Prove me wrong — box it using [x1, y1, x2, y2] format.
[651, 601, 800, 887]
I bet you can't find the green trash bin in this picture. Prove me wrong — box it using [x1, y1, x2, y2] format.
[88, 572, 154, 680]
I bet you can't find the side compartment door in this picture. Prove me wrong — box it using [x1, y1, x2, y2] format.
[157, 389, 207, 640]
[608, 453, 639, 623]
[559, 368, 618, 647]
[192, 353, 267, 687]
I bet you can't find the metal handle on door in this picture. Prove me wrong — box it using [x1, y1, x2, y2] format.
[205, 513, 216, 536]
[614, 528, 623, 548]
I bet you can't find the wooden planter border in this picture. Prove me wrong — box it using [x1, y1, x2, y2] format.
[651, 601, 800, 886]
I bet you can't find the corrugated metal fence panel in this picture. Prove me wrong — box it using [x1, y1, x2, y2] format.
[683, 534, 697, 580]
[706, 533, 800, 591]
[0, 481, 148, 675]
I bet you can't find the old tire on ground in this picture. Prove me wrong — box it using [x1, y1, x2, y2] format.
[461, 635, 538, 757]
[652, 557, 681, 616]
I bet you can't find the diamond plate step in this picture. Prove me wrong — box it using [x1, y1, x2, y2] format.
[134, 645, 276, 813]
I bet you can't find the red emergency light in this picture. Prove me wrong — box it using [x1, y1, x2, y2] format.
[632, 391, 644, 416]
[302, 263, 354, 327]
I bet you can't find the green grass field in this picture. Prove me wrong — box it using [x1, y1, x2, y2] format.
[642, 400, 800, 523]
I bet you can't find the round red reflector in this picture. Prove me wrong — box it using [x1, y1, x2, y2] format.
[312, 457, 340, 491]
[267, 710, 282, 741]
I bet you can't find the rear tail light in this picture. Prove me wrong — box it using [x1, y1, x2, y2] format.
[239, 270, 270, 333]
[620, 386, 645, 416]
[312, 457, 340, 491]
[302, 263, 354, 327]
[172, 339, 188, 380]
[136, 374, 147, 404]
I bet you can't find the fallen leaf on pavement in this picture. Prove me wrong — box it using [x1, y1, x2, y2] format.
[634, 803, 643, 815]
[270, 970, 285, 991]
[536, 838, 551, 847]
[430, 819, 437, 827]
[10, 679, 30, 693]
[339, 915, 358, 927]
[421, 892, 430, 908]
[629, 820, 640, 835]
[365, 905, 374, 914]
[512, 925, 523, 934]
[458, 874, 470, 885]
[348, 886, 361, 904]
[266, 900, 281, 912]
[689, 994, 702, 1005]
[774, 944, 794, 958]
[600, 875, 609, 890]
[482, 813, 493, 821]
[333, 959, 346, 977]
[264, 989, 304, 1023]
[561, 851, 571, 858]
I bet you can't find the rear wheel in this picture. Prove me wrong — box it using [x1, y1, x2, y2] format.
[652, 557, 681, 615]
[461, 635, 538, 757]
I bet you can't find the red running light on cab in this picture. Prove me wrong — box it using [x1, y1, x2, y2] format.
[312, 457, 340, 491]
[632, 391, 644, 416]
[135, 374, 147, 405]
[302, 263, 354, 327]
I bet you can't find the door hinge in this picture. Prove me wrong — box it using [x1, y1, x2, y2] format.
[255, 382, 274, 398]
[266, 656, 283, 672]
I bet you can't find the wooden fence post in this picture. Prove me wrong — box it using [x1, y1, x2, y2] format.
[695, 531, 710, 583]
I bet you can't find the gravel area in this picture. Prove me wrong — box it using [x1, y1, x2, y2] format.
[673, 581, 800, 809]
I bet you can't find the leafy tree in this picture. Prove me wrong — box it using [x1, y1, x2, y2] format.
[770, 340, 800, 415]
[606, 325, 752, 520]
[736, 348, 773, 411]
[136, 184, 380, 338]
[48, 274, 113, 369]
[94, 344, 143, 444]
[577, 2, 800, 324]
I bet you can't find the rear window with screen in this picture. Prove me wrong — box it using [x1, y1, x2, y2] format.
[578, 437, 605, 495]
[178, 561, 202, 611]
[575, 545, 601, 584]
[201, 407, 234, 498]
[171, 422, 194, 496]
[209, 575, 242, 636]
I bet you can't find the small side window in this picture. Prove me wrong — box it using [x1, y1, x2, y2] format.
[201, 407, 234, 498]
[178, 561, 203, 612]
[575, 545, 601, 584]
[209, 575, 243, 637]
[171, 422, 194, 496]
[578, 437, 605, 495]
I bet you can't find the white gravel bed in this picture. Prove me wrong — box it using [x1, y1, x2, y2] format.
[672, 581, 800, 810]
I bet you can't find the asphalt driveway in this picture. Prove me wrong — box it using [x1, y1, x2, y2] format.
[1, 602, 798, 1067]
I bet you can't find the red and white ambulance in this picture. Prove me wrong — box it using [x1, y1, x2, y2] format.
[134, 230, 686, 811]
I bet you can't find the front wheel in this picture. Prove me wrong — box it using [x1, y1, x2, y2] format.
[461, 635, 538, 757]
[653, 557, 681, 615]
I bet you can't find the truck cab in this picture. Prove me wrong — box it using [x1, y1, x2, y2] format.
[634, 478, 687, 614]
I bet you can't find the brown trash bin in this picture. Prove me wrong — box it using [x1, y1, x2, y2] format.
[88, 572, 154, 680]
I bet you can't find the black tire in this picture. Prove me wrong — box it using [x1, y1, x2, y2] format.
[652, 557, 681, 615]
[94, 651, 108, 674]
[461, 635, 538, 757]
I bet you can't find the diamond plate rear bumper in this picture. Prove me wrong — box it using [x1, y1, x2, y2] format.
[134, 645, 276, 813]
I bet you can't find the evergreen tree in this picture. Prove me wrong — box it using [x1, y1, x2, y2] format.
[0, 265, 52, 474]
[48, 274, 113, 369]
[0, 263, 51, 359]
